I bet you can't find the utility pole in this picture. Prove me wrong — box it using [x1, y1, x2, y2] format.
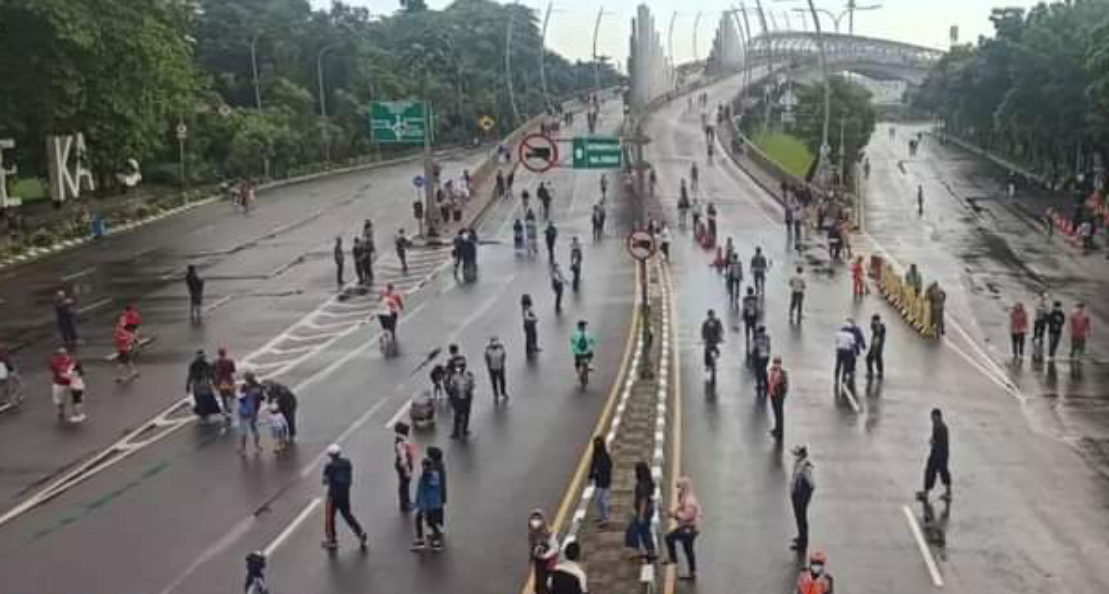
[592, 7, 608, 91]
[692, 11, 702, 62]
[506, 2, 521, 126]
[668, 11, 679, 88]
[540, 2, 554, 113]
[806, 0, 832, 189]
[422, 101, 438, 239]
[249, 33, 263, 110]
[316, 43, 338, 162]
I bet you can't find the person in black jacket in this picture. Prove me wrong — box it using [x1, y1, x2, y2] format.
[322, 444, 368, 550]
[186, 350, 221, 421]
[866, 314, 886, 379]
[549, 541, 588, 594]
[264, 380, 298, 441]
[588, 437, 612, 525]
[916, 408, 951, 503]
[185, 265, 204, 323]
[1046, 301, 1066, 360]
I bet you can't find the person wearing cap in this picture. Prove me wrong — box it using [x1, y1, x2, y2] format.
[214, 347, 237, 426]
[549, 540, 588, 594]
[322, 444, 368, 550]
[866, 314, 886, 380]
[790, 445, 815, 551]
[186, 350, 221, 422]
[528, 510, 559, 594]
[484, 336, 508, 401]
[796, 549, 834, 593]
[663, 476, 703, 580]
[767, 356, 789, 441]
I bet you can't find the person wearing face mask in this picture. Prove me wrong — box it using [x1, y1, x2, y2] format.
[528, 510, 559, 594]
[796, 549, 834, 593]
[663, 476, 702, 580]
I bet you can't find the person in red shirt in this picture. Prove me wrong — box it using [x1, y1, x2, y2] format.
[1070, 302, 1092, 360]
[49, 347, 74, 421]
[120, 304, 142, 333]
[1009, 302, 1029, 359]
[213, 347, 237, 425]
[850, 257, 866, 298]
[113, 323, 138, 381]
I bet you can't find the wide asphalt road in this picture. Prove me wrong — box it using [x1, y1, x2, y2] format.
[643, 74, 1109, 594]
[0, 98, 642, 594]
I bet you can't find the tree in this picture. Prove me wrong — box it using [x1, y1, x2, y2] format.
[792, 76, 876, 182]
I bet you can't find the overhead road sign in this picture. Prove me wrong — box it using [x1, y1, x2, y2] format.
[572, 136, 622, 169]
[370, 100, 428, 144]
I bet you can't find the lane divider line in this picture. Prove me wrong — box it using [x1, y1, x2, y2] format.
[902, 505, 945, 588]
[263, 497, 322, 557]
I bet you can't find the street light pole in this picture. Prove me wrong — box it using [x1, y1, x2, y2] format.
[316, 43, 339, 162]
[506, 2, 521, 125]
[592, 7, 609, 91]
[540, 2, 554, 113]
[249, 33, 263, 110]
[806, 0, 832, 189]
[692, 11, 702, 63]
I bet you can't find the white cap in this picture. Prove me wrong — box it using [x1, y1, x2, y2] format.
[327, 444, 341, 456]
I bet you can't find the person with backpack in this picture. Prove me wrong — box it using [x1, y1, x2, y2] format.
[321, 444, 369, 551]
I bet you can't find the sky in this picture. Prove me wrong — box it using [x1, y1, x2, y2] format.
[310, 0, 1044, 67]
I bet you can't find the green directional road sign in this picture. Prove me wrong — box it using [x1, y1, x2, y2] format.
[369, 100, 428, 144]
[572, 136, 622, 169]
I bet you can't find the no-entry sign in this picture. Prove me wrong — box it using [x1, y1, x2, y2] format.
[625, 230, 657, 261]
[518, 134, 559, 174]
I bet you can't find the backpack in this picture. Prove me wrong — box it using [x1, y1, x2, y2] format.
[576, 334, 589, 352]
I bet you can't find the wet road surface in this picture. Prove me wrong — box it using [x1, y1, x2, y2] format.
[646, 76, 1109, 594]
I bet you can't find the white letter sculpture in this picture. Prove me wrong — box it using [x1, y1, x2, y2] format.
[47, 133, 95, 203]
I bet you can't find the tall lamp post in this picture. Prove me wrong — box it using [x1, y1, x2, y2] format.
[806, 0, 832, 189]
[592, 7, 613, 91]
[249, 32, 263, 110]
[316, 43, 340, 162]
[692, 11, 702, 63]
[505, 1, 522, 125]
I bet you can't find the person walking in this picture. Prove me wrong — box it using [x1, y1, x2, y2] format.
[660, 225, 672, 261]
[333, 236, 345, 287]
[237, 373, 264, 455]
[850, 257, 865, 297]
[751, 247, 769, 295]
[767, 356, 789, 441]
[321, 444, 369, 551]
[550, 263, 566, 314]
[411, 456, 445, 551]
[790, 445, 815, 552]
[49, 347, 75, 422]
[1046, 301, 1066, 360]
[927, 283, 947, 336]
[360, 233, 375, 284]
[789, 266, 806, 322]
[591, 202, 605, 241]
[544, 221, 559, 261]
[663, 476, 703, 581]
[484, 335, 508, 401]
[214, 347, 237, 426]
[528, 510, 559, 594]
[54, 290, 79, 347]
[537, 182, 553, 220]
[796, 550, 835, 594]
[916, 408, 952, 502]
[752, 326, 771, 398]
[569, 237, 584, 292]
[352, 237, 366, 285]
[1032, 293, 1049, 356]
[1009, 302, 1028, 359]
[522, 294, 540, 357]
[448, 360, 475, 439]
[916, 185, 924, 216]
[264, 379, 298, 442]
[186, 350, 222, 422]
[112, 322, 139, 382]
[866, 314, 887, 379]
[1070, 302, 1091, 360]
[624, 461, 657, 561]
[549, 541, 588, 594]
[395, 228, 411, 274]
[393, 422, 416, 513]
[741, 287, 760, 351]
[588, 436, 612, 525]
[833, 323, 857, 388]
[726, 254, 743, 309]
[185, 265, 204, 323]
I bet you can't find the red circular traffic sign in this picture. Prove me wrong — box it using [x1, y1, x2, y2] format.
[518, 134, 559, 173]
[625, 230, 657, 261]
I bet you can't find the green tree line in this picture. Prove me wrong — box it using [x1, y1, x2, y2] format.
[0, 0, 621, 193]
[912, 0, 1109, 183]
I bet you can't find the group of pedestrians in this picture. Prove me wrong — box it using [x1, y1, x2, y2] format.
[1009, 296, 1092, 362]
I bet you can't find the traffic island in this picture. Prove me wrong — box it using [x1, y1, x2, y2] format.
[569, 256, 676, 594]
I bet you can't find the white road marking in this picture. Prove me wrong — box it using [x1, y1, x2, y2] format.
[201, 295, 233, 314]
[902, 505, 945, 588]
[841, 384, 862, 413]
[384, 401, 412, 430]
[62, 266, 96, 281]
[299, 398, 394, 480]
[263, 497, 321, 557]
[76, 297, 112, 315]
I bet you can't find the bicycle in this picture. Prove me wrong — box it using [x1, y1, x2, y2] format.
[576, 356, 591, 390]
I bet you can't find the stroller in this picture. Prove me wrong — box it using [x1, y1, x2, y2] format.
[409, 390, 436, 429]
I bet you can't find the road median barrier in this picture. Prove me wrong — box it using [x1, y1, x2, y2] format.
[869, 254, 941, 338]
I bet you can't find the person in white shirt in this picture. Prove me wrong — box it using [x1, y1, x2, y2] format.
[789, 267, 806, 322]
[834, 324, 857, 387]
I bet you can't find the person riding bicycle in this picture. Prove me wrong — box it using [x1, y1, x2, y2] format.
[701, 310, 724, 370]
[379, 283, 404, 341]
[570, 320, 596, 375]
